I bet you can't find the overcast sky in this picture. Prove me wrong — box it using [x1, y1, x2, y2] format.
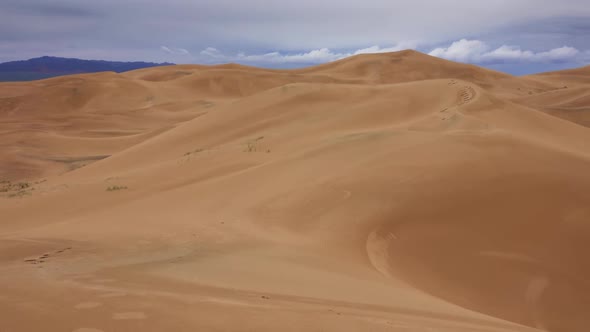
[1, 0, 589, 74]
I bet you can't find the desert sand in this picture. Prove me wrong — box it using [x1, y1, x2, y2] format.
[0, 50, 588, 332]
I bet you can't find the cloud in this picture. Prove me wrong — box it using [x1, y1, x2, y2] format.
[1, 0, 589, 64]
[534, 46, 580, 62]
[198, 42, 419, 64]
[429, 39, 583, 64]
[352, 42, 418, 55]
[200, 47, 223, 58]
[429, 40, 490, 63]
[161, 46, 190, 55]
[197, 40, 587, 67]
[199, 48, 341, 64]
[1, 0, 588, 74]
[239, 48, 343, 64]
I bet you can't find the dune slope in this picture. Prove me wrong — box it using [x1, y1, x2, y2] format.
[511, 67, 590, 127]
[0, 51, 589, 332]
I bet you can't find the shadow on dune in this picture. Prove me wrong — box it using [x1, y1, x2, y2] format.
[367, 155, 590, 332]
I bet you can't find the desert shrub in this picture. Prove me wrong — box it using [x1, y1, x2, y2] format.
[107, 185, 128, 191]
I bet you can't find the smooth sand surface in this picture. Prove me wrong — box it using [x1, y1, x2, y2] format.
[1, 51, 588, 332]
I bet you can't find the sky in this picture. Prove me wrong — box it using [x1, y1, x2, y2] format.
[1, 0, 589, 75]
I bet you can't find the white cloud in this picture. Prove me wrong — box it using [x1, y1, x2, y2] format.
[2, 1, 589, 64]
[198, 40, 586, 66]
[429, 39, 490, 63]
[534, 46, 579, 62]
[353, 41, 420, 55]
[239, 48, 343, 63]
[483, 45, 535, 62]
[198, 42, 420, 64]
[429, 39, 581, 63]
[200, 47, 222, 58]
[160, 46, 190, 55]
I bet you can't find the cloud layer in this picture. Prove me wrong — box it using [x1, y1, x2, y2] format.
[195, 40, 588, 67]
[1, 0, 589, 74]
[198, 42, 419, 64]
[1, 1, 590, 61]
[429, 39, 581, 64]
[160, 46, 190, 56]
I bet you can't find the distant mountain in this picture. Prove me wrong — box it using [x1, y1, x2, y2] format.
[0, 56, 174, 81]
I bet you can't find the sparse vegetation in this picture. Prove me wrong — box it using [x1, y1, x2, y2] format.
[244, 136, 265, 152]
[8, 190, 32, 198]
[107, 185, 128, 191]
[184, 148, 205, 156]
[1, 180, 34, 198]
[245, 141, 257, 152]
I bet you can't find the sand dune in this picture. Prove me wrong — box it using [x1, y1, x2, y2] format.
[509, 68, 590, 127]
[0, 51, 588, 332]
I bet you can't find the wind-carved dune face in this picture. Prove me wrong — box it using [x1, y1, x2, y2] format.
[366, 149, 590, 331]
